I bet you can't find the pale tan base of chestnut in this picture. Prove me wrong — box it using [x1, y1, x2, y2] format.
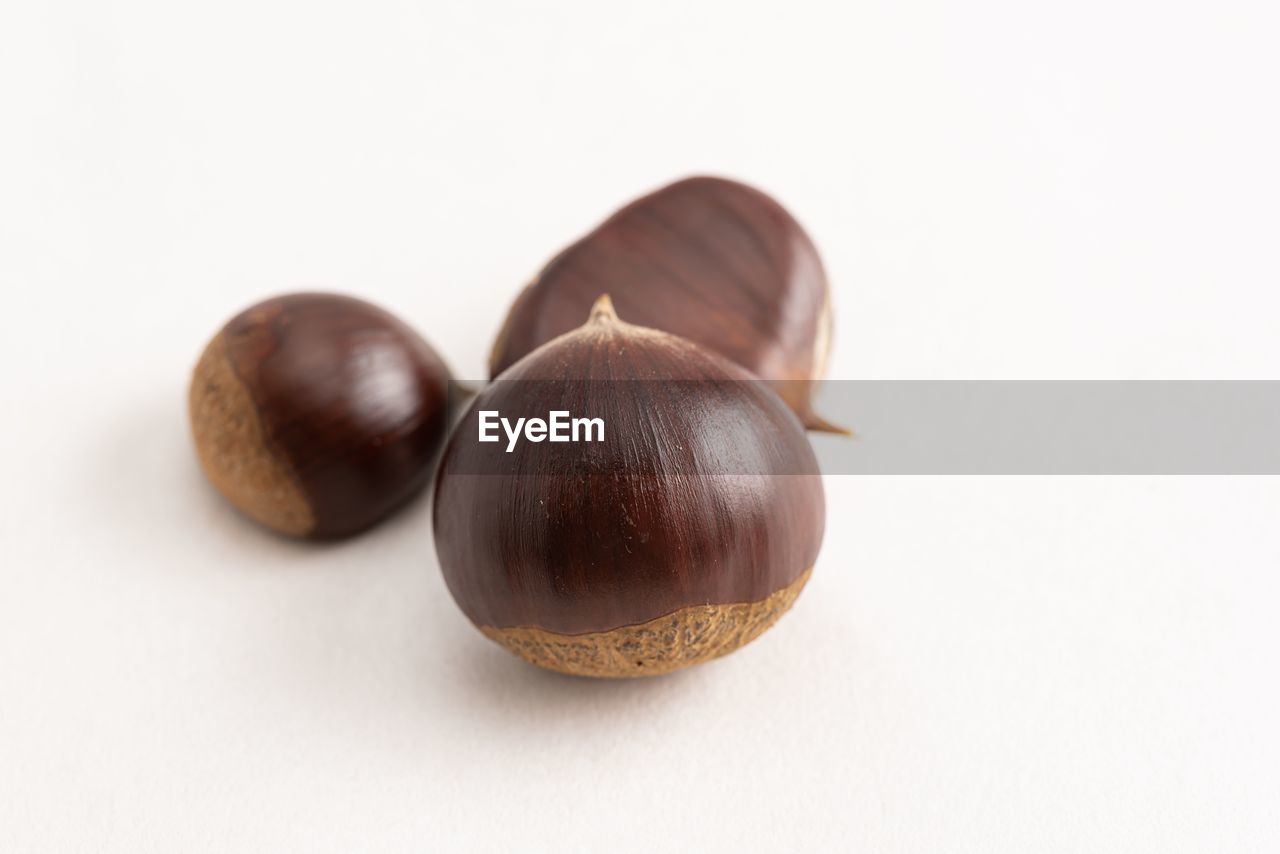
[478, 568, 812, 678]
[189, 332, 315, 537]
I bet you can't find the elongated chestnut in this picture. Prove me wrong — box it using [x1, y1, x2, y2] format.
[436, 296, 825, 678]
[189, 292, 451, 539]
[489, 176, 844, 432]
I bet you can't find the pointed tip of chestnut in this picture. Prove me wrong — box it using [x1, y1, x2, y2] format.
[587, 293, 619, 324]
[801, 410, 855, 437]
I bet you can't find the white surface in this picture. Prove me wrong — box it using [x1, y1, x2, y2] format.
[2, 1, 1279, 851]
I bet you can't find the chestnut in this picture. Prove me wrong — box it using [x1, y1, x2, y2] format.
[189, 292, 451, 539]
[489, 176, 845, 432]
[435, 296, 825, 678]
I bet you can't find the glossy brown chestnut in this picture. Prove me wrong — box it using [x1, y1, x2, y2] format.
[489, 176, 845, 432]
[189, 292, 451, 539]
[436, 296, 825, 678]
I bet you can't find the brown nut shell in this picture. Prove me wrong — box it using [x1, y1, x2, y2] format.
[481, 568, 812, 678]
[189, 292, 451, 539]
[489, 176, 845, 433]
[436, 297, 825, 677]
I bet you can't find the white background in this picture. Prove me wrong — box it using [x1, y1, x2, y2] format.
[2, 1, 1278, 851]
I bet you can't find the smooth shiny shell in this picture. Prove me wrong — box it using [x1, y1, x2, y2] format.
[436, 299, 825, 676]
[489, 176, 841, 431]
[189, 292, 450, 539]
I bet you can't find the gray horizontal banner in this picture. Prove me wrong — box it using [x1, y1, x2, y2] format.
[447, 381, 1280, 474]
[809, 381, 1280, 474]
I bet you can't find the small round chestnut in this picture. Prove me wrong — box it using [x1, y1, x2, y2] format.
[489, 176, 846, 432]
[435, 296, 825, 678]
[189, 292, 451, 539]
